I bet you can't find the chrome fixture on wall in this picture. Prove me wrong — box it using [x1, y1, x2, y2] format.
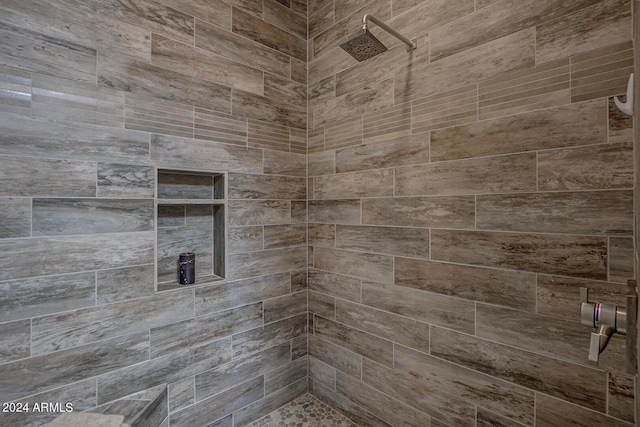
[338, 14, 417, 62]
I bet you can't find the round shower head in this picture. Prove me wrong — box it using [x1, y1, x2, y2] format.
[338, 28, 388, 62]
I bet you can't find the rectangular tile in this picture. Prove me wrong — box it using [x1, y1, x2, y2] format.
[536, 0, 632, 64]
[309, 224, 335, 248]
[169, 377, 194, 413]
[309, 291, 335, 319]
[411, 84, 478, 133]
[477, 408, 527, 427]
[309, 356, 336, 389]
[228, 247, 307, 279]
[0, 231, 154, 281]
[313, 380, 392, 427]
[264, 291, 308, 323]
[336, 225, 430, 258]
[125, 94, 193, 138]
[0, 319, 30, 363]
[263, 150, 307, 177]
[157, 0, 231, 29]
[290, 57, 307, 85]
[233, 89, 306, 130]
[233, 378, 307, 427]
[231, 313, 307, 357]
[308, 151, 336, 176]
[264, 356, 307, 395]
[150, 303, 262, 359]
[313, 247, 393, 284]
[361, 196, 475, 229]
[362, 281, 475, 334]
[228, 226, 263, 254]
[195, 272, 290, 316]
[431, 229, 608, 280]
[609, 96, 634, 142]
[430, 326, 607, 411]
[538, 142, 633, 191]
[395, 258, 536, 311]
[247, 119, 290, 152]
[610, 237, 634, 283]
[228, 200, 291, 226]
[98, 338, 231, 405]
[97, 163, 154, 198]
[313, 169, 393, 199]
[157, 225, 214, 282]
[308, 269, 361, 302]
[228, 173, 306, 200]
[307, 125, 325, 153]
[32, 198, 153, 236]
[477, 190, 633, 235]
[430, 99, 606, 161]
[0, 197, 30, 238]
[308, 200, 361, 224]
[264, 73, 306, 107]
[96, 264, 154, 305]
[395, 28, 535, 103]
[32, 289, 193, 356]
[0, 331, 148, 402]
[194, 107, 247, 146]
[536, 393, 633, 427]
[0, 272, 95, 323]
[195, 343, 290, 401]
[396, 153, 536, 196]
[289, 126, 306, 155]
[336, 134, 430, 173]
[314, 316, 393, 367]
[151, 134, 262, 173]
[608, 373, 635, 423]
[291, 200, 307, 224]
[309, 334, 361, 379]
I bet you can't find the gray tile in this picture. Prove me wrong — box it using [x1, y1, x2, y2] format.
[194, 108, 246, 146]
[97, 163, 155, 198]
[157, 225, 214, 283]
[264, 74, 307, 108]
[309, 224, 335, 248]
[233, 89, 307, 130]
[313, 380, 392, 427]
[232, 313, 307, 358]
[308, 269, 361, 302]
[157, 0, 231, 30]
[233, 378, 308, 427]
[291, 334, 308, 360]
[336, 225, 430, 258]
[411, 84, 478, 133]
[264, 224, 306, 249]
[263, 151, 307, 177]
[309, 291, 335, 319]
[228, 200, 291, 226]
[263, 0, 306, 40]
[362, 196, 475, 229]
[313, 169, 393, 199]
[291, 200, 307, 224]
[0, 319, 30, 363]
[168, 377, 194, 413]
[313, 247, 393, 284]
[308, 200, 361, 224]
[0, 198, 30, 238]
[309, 151, 335, 177]
[608, 373, 635, 423]
[264, 291, 307, 323]
[228, 173, 306, 200]
[536, 393, 633, 427]
[0, 272, 95, 323]
[309, 334, 361, 379]
[610, 237, 634, 283]
[477, 408, 528, 427]
[228, 226, 264, 254]
[309, 356, 336, 390]
[227, 247, 307, 280]
[0, 331, 149, 402]
[264, 356, 307, 395]
[335, 134, 430, 173]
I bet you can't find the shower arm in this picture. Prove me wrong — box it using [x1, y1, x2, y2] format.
[362, 15, 417, 52]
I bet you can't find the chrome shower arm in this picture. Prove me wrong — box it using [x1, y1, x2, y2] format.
[362, 15, 416, 51]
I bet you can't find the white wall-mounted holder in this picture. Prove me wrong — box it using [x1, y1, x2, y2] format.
[614, 73, 634, 116]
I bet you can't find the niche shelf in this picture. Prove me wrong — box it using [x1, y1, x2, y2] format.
[156, 168, 226, 292]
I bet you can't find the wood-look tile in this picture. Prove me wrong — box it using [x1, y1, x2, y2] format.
[97, 163, 154, 198]
[431, 0, 599, 61]
[394, 345, 534, 425]
[608, 373, 635, 423]
[151, 34, 263, 95]
[291, 200, 307, 225]
[431, 230, 607, 280]
[336, 225, 430, 258]
[264, 357, 308, 395]
[151, 303, 262, 359]
[227, 247, 307, 279]
[195, 18, 290, 79]
[291, 57, 306, 85]
[0, 22, 96, 83]
[477, 190, 633, 236]
[290, 270, 307, 292]
[309, 291, 335, 319]
[362, 281, 475, 334]
[0, 231, 154, 282]
[98, 55, 231, 113]
[195, 343, 290, 401]
[324, 116, 363, 151]
[0, 272, 95, 323]
[157, 170, 213, 199]
[313, 169, 393, 200]
[395, 258, 536, 311]
[170, 377, 263, 427]
[395, 28, 535, 103]
[157, 0, 232, 30]
[536, 393, 633, 427]
[263, 224, 307, 249]
[97, 264, 155, 305]
[430, 326, 607, 411]
[263, 0, 306, 40]
[309, 334, 362, 379]
[229, 173, 306, 200]
[151, 134, 262, 173]
[308, 126, 325, 153]
[396, 153, 536, 196]
[228, 226, 263, 254]
[361, 196, 475, 229]
[262, 74, 306, 108]
[263, 150, 306, 177]
[233, 89, 306, 130]
[609, 96, 634, 142]
[309, 199, 361, 224]
[309, 224, 335, 249]
[231, 313, 307, 357]
[194, 108, 247, 146]
[97, 337, 231, 404]
[336, 134, 430, 173]
[309, 1, 334, 38]
[32, 289, 193, 356]
[289, 127, 306, 155]
[32, 198, 153, 236]
[537, 0, 632, 64]
[291, 334, 307, 360]
[264, 291, 307, 323]
[0, 331, 148, 402]
[0, 319, 30, 364]
[228, 200, 291, 226]
[336, 300, 429, 353]
[308, 269, 361, 302]
[538, 142, 633, 191]
[313, 247, 393, 284]
[0, 198, 30, 238]
[168, 377, 194, 413]
[157, 225, 214, 282]
[610, 237, 634, 283]
[0, 113, 149, 164]
[411, 85, 478, 134]
[310, 356, 336, 389]
[362, 357, 475, 426]
[430, 99, 607, 161]
[313, 380, 393, 427]
[0, 65, 31, 117]
[309, 151, 335, 176]
[232, 7, 306, 62]
[124, 94, 193, 138]
[234, 378, 308, 426]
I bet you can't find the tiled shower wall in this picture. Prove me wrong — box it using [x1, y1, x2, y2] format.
[0, 1, 308, 426]
[307, 0, 637, 426]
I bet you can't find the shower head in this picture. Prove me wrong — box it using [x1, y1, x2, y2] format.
[338, 28, 388, 62]
[338, 14, 416, 62]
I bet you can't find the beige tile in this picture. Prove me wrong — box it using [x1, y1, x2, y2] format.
[537, 0, 632, 64]
[336, 225, 430, 258]
[308, 126, 325, 153]
[430, 99, 606, 161]
[228, 226, 263, 254]
[411, 85, 478, 133]
[336, 134, 430, 173]
[308, 199, 361, 224]
[309, 1, 334, 38]
[0, 319, 29, 363]
[395, 258, 536, 311]
[396, 153, 536, 196]
[476, 190, 633, 236]
[233, 379, 308, 426]
[264, 73, 307, 107]
[431, 230, 608, 280]
[247, 119, 290, 152]
[536, 393, 634, 427]
[263, 0, 307, 40]
[538, 142, 633, 191]
[234, 90, 306, 130]
[308, 269, 361, 302]
[313, 169, 393, 199]
[362, 196, 475, 229]
[313, 247, 393, 284]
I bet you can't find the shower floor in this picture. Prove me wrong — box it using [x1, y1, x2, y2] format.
[245, 393, 361, 427]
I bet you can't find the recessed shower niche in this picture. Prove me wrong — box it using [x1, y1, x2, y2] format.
[156, 168, 226, 291]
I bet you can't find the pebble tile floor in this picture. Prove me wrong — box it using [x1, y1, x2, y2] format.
[246, 393, 361, 427]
